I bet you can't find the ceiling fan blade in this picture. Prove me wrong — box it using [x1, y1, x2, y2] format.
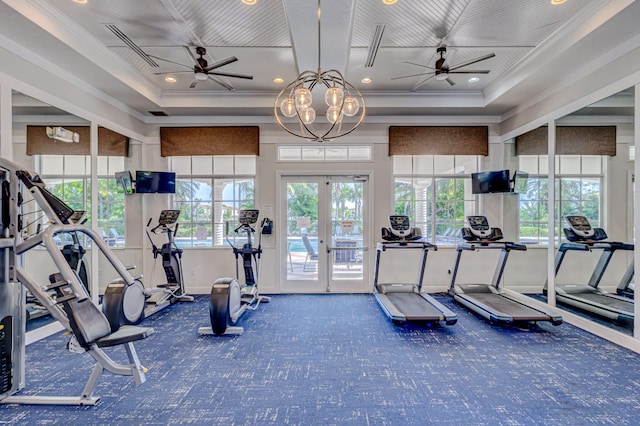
[189, 79, 199, 89]
[391, 72, 433, 81]
[448, 53, 495, 71]
[147, 55, 193, 71]
[204, 56, 238, 72]
[411, 74, 436, 91]
[404, 61, 435, 69]
[208, 71, 253, 80]
[184, 46, 200, 65]
[448, 70, 491, 74]
[153, 71, 193, 75]
[446, 77, 456, 86]
[207, 75, 234, 91]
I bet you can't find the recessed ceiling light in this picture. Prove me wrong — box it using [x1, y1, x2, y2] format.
[242, 0, 257, 4]
[361, 77, 372, 84]
[383, 0, 397, 4]
[165, 76, 177, 83]
[73, 0, 88, 3]
[550, 0, 567, 4]
[468, 77, 480, 83]
[273, 78, 284, 84]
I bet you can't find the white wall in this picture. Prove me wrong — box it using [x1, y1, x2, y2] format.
[10, 117, 635, 297]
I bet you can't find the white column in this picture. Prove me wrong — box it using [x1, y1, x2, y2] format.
[90, 122, 99, 303]
[214, 181, 225, 245]
[634, 83, 640, 336]
[547, 121, 556, 307]
[0, 83, 12, 160]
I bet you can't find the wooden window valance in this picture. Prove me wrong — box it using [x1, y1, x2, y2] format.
[388, 126, 489, 156]
[515, 126, 616, 156]
[26, 126, 129, 156]
[160, 126, 259, 157]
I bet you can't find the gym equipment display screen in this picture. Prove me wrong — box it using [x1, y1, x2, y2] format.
[471, 170, 511, 194]
[135, 171, 176, 194]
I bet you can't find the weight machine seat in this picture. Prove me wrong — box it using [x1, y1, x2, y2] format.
[51, 272, 154, 350]
[95, 325, 154, 348]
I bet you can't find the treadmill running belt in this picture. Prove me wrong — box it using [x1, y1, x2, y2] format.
[467, 293, 552, 320]
[565, 292, 633, 311]
[386, 292, 444, 320]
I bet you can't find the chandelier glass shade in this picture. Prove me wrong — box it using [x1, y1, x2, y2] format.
[274, 0, 366, 143]
[274, 69, 366, 143]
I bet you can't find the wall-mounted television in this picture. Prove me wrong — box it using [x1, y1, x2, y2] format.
[135, 171, 176, 194]
[115, 171, 135, 194]
[471, 170, 511, 194]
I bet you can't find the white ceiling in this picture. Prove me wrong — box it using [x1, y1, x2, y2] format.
[1, 0, 639, 120]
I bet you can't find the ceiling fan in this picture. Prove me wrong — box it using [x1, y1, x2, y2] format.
[151, 46, 253, 90]
[392, 46, 495, 86]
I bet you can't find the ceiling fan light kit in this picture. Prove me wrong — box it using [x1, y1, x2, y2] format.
[274, 0, 366, 143]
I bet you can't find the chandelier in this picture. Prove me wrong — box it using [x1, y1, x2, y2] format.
[274, 0, 366, 143]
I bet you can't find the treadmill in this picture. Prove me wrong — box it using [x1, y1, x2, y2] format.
[450, 216, 563, 326]
[373, 215, 457, 326]
[546, 215, 634, 322]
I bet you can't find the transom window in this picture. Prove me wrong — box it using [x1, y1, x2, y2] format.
[278, 145, 371, 161]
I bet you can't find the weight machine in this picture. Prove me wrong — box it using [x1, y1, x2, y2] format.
[0, 158, 153, 406]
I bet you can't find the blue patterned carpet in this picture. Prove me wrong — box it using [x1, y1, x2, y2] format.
[3, 294, 640, 425]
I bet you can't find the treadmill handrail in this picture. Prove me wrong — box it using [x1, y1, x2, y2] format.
[457, 241, 526, 251]
[558, 241, 633, 252]
[377, 240, 437, 251]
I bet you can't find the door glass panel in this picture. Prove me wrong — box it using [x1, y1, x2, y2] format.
[286, 182, 319, 281]
[330, 180, 364, 281]
[282, 176, 369, 293]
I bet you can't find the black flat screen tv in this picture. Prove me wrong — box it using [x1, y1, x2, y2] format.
[471, 170, 511, 194]
[115, 171, 135, 194]
[135, 171, 176, 194]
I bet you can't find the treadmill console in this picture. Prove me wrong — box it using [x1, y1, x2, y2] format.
[467, 216, 490, 238]
[381, 215, 421, 241]
[389, 215, 411, 238]
[565, 215, 594, 238]
[563, 215, 608, 242]
[239, 209, 260, 225]
[462, 216, 504, 242]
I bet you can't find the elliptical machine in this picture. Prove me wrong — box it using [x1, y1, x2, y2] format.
[143, 209, 194, 315]
[103, 209, 193, 329]
[199, 209, 270, 336]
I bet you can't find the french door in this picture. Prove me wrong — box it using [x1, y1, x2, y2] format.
[280, 175, 370, 293]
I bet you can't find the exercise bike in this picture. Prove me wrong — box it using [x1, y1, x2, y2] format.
[103, 209, 193, 329]
[199, 209, 270, 336]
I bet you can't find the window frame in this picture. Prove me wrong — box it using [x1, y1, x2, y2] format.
[170, 156, 257, 248]
[393, 155, 479, 246]
[37, 155, 126, 247]
[517, 155, 604, 246]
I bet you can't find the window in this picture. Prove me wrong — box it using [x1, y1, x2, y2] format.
[39, 155, 126, 247]
[517, 155, 603, 245]
[393, 155, 478, 245]
[278, 145, 372, 161]
[171, 156, 256, 247]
